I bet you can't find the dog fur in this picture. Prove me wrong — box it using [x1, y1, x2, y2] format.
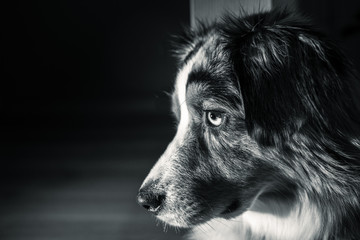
[137, 9, 360, 240]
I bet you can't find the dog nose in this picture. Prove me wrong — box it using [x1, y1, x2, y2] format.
[137, 189, 165, 214]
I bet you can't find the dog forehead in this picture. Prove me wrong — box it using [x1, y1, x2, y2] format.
[174, 46, 208, 105]
[175, 40, 230, 96]
[172, 31, 240, 119]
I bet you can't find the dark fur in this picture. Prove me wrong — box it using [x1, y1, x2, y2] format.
[138, 9, 360, 240]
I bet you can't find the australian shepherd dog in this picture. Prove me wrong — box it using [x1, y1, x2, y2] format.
[137, 9, 360, 240]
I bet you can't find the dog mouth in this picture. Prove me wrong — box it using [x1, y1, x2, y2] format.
[220, 200, 241, 215]
[157, 201, 242, 228]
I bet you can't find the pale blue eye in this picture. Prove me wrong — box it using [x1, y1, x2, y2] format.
[207, 111, 223, 126]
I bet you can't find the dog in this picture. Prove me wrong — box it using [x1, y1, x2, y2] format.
[137, 9, 360, 240]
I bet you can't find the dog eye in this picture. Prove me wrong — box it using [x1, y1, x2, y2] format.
[206, 111, 224, 127]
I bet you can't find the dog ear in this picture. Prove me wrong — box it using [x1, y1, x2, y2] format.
[222, 10, 355, 146]
[221, 11, 308, 146]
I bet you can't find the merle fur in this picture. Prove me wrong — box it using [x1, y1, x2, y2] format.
[179, 9, 360, 239]
[142, 9, 360, 240]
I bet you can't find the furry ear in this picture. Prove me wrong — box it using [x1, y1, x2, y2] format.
[222, 10, 358, 146]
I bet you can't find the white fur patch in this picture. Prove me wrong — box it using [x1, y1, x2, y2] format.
[140, 47, 205, 188]
[140, 48, 208, 227]
[243, 196, 321, 240]
[191, 194, 321, 240]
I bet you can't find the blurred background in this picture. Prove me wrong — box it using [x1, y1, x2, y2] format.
[1, 0, 359, 240]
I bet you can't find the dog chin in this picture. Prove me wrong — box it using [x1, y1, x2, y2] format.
[156, 213, 192, 228]
[157, 199, 244, 228]
[156, 209, 213, 228]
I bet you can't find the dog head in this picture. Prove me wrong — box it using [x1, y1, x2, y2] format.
[137, 27, 265, 227]
[137, 10, 360, 228]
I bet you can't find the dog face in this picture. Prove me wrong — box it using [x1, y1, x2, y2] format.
[137, 10, 360, 234]
[137, 29, 271, 227]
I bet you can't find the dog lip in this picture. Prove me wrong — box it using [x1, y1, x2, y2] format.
[147, 198, 165, 215]
[220, 200, 240, 215]
[148, 205, 162, 215]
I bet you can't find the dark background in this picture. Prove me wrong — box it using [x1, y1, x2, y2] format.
[1, 1, 188, 240]
[1, 1, 359, 240]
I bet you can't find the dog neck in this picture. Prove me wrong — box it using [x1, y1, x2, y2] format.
[189, 192, 323, 240]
